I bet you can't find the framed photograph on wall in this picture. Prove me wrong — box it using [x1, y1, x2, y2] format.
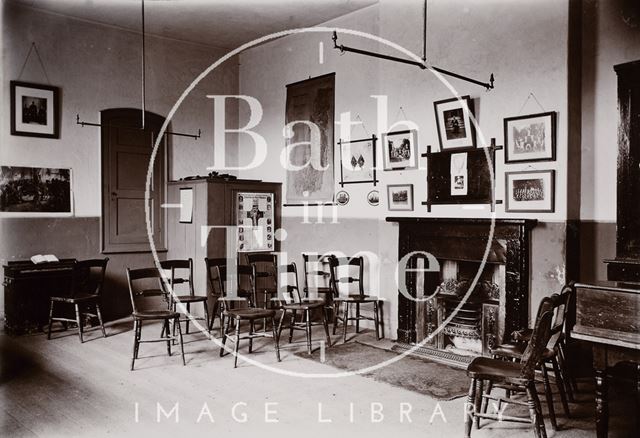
[505, 170, 555, 213]
[338, 135, 377, 186]
[236, 192, 274, 252]
[10, 81, 60, 138]
[0, 166, 72, 215]
[504, 111, 556, 163]
[387, 184, 414, 211]
[433, 95, 476, 151]
[381, 129, 417, 171]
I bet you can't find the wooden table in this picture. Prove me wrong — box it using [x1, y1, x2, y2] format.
[572, 281, 640, 438]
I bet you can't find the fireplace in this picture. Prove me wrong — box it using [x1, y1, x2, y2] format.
[386, 218, 537, 367]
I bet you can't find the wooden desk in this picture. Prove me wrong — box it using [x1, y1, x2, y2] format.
[572, 281, 640, 438]
[3, 259, 76, 334]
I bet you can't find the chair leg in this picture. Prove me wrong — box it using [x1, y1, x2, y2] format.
[220, 315, 231, 357]
[209, 299, 218, 332]
[130, 320, 139, 371]
[322, 307, 332, 348]
[332, 301, 340, 335]
[277, 308, 287, 342]
[271, 316, 281, 362]
[355, 302, 360, 333]
[343, 302, 349, 343]
[464, 378, 477, 438]
[526, 381, 547, 438]
[95, 303, 107, 338]
[373, 301, 380, 341]
[233, 318, 241, 368]
[474, 379, 484, 429]
[47, 300, 54, 340]
[541, 362, 558, 431]
[176, 317, 185, 366]
[74, 303, 84, 343]
[556, 343, 575, 402]
[165, 320, 172, 356]
[288, 310, 296, 343]
[552, 356, 571, 418]
[248, 320, 254, 354]
[481, 381, 493, 414]
[305, 309, 312, 355]
[135, 320, 142, 359]
[203, 301, 210, 334]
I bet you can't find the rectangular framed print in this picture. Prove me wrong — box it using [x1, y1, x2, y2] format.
[179, 188, 193, 223]
[10, 81, 60, 138]
[236, 192, 275, 252]
[338, 135, 377, 186]
[434, 95, 476, 151]
[381, 129, 417, 171]
[0, 166, 72, 215]
[505, 170, 555, 213]
[387, 184, 414, 211]
[504, 111, 556, 163]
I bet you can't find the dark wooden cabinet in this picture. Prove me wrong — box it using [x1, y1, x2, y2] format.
[606, 60, 640, 281]
[3, 259, 76, 334]
[166, 179, 282, 296]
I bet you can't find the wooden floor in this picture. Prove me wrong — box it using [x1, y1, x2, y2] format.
[1, 319, 637, 438]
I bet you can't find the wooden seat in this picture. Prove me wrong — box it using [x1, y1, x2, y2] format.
[47, 258, 109, 343]
[488, 288, 574, 431]
[160, 258, 209, 335]
[276, 262, 332, 354]
[126, 267, 185, 371]
[465, 299, 555, 438]
[329, 255, 382, 342]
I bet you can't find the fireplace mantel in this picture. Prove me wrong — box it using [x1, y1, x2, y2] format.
[389, 217, 537, 353]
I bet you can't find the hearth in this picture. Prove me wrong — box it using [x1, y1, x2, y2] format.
[386, 218, 537, 367]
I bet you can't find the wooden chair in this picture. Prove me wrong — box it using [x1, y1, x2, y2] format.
[247, 253, 279, 310]
[302, 253, 335, 320]
[160, 258, 209, 335]
[216, 264, 281, 368]
[465, 299, 555, 438]
[328, 256, 382, 342]
[488, 290, 573, 431]
[47, 258, 109, 343]
[204, 257, 227, 331]
[275, 262, 332, 354]
[126, 267, 185, 371]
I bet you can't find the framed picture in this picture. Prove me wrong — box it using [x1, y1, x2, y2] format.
[338, 135, 377, 186]
[387, 184, 414, 211]
[0, 166, 72, 215]
[10, 81, 60, 138]
[236, 192, 274, 252]
[179, 188, 193, 223]
[381, 129, 417, 170]
[367, 190, 379, 206]
[433, 95, 476, 151]
[504, 111, 556, 163]
[336, 190, 350, 206]
[505, 170, 555, 212]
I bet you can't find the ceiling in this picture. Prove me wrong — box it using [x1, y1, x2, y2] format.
[9, 0, 378, 49]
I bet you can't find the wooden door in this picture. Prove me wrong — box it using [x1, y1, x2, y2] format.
[101, 108, 167, 253]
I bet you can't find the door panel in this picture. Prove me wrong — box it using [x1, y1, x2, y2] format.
[101, 109, 167, 253]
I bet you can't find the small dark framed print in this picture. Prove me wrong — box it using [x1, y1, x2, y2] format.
[504, 111, 556, 163]
[505, 170, 555, 213]
[387, 184, 414, 211]
[381, 129, 418, 171]
[338, 135, 377, 186]
[10, 81, 60, 138]
[434, 95, 476, 151]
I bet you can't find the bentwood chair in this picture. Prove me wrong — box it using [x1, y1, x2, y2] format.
[126, 267, 185, 370]
[160, 259, 210, 335]
[329, 255, 382, 342]
[464, 299, 555, 438]
[488, 290, 573, 430]
[48, 258, 109, 343]
[276, 262, 332, 354]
